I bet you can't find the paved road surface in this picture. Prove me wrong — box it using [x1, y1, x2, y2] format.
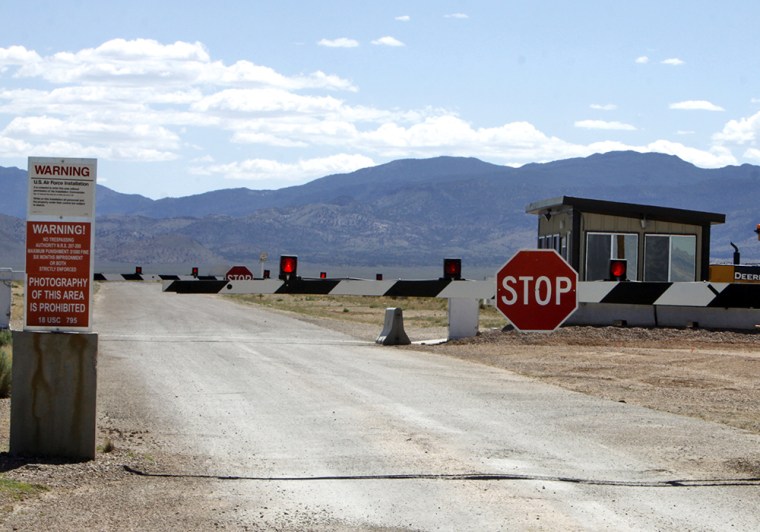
[93, 282, 759, 530]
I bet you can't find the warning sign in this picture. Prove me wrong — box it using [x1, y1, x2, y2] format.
[25, 222, 92, 329]
[27, 157, 96, 218]
[25, 157, 97, 332]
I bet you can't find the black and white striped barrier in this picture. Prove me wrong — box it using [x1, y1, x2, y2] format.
[579, 281, 760, 308]
[574, 281, 760, 330]
[163, 277, 490, 340]
[163, 277, 760, 307]
[161, 277, 494, 298]
[163, 278, 760, 332]
[94, 273, 226, 282]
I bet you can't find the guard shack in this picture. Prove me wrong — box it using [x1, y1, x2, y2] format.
[526, 196, 725, 282]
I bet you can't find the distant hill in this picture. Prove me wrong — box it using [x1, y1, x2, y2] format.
[1, 151, 759, 269]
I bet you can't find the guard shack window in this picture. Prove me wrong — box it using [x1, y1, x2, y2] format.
[585, 232, 639, 281]
[644, 234, 696, 282]
[538, 234, 570, 260]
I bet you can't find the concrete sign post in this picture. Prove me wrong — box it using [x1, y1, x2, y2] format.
[496, 249, 578, 332]
[11, 156, 98, 460]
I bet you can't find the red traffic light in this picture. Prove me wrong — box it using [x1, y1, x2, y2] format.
[609, 259, 628, 281]
[191, 267, 199, 277]
[279, 255, 298, 280]
[135, 266, 143, 275]
[443, 258, 462, 280]
[320, 271, 327, 279]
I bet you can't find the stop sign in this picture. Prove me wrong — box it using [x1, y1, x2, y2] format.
[496, 249, 578, 332]
[225, 265, 254, 281]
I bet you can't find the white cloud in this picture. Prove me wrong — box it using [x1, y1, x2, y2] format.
[191, 153, 375, 184]
[661, 57, 685, 66]
[0, 134, 32, 154]
[16, 39, 211, 85]
[713, 111, 760, 144]
[670, 100, 724, 111]
[0, 45, 41, 67]
[0, 39, 363, 164]
[318, 38, 359, 48]
[445, 13, 469, 19]
[574, 120, 636, 131]
[191, 88, 345, 115]
[4, 39, 356, 91]
[743, 148, 760, 162]
[635, 56, 649, 64]
[0, 38, 749, 193]
[3, 115, 180, 160]
[358, 117, 581, 163]
[371, 36, 405, 47]
[395, 15, 410, 22]
[645, 140, 735, 167]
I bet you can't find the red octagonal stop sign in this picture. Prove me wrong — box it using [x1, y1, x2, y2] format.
[496, 249, 578, 332]
[225, 265, 254, 281]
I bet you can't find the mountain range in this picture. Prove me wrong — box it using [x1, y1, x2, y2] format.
[1, 151, 759, 272]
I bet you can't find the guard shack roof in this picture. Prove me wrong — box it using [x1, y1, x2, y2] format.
[525, 196, 725, 226]
[525, 196, 725, 282]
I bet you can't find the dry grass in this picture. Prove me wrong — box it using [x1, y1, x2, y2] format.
[231, 293, 506, 330]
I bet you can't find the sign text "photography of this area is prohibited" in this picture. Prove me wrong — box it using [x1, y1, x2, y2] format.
[25, 157, 97, 331]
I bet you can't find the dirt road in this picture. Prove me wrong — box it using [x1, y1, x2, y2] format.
[1, 284, 759, 530]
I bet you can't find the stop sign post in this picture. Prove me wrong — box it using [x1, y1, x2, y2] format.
[225, 265, 254, 281]
[496, 249, 578, 332]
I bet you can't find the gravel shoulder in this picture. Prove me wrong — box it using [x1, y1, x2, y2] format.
[1, 292, 759, 529]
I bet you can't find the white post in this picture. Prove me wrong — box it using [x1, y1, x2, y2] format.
[448, 298, 480, 340]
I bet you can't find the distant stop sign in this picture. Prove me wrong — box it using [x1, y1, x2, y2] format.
[225, 265, 254, 281]
[496, 249, 578, 332]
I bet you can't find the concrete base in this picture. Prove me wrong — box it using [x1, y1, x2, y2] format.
[10, 331, 98, 461]
[376, 308, 411, 346]
[567, 303, 656, 327]
[448, 298, 480, 340]
[567, 302, 760, 330]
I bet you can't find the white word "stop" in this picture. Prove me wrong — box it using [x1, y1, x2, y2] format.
[500, 275, 574, 306]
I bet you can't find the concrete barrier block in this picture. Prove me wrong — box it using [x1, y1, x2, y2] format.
[10, 331, 98, 461]
[566, 303, 657, 327]
[376, 307, 411, 346]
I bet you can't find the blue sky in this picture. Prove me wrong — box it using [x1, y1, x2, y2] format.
[1, 1, 760, 199]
